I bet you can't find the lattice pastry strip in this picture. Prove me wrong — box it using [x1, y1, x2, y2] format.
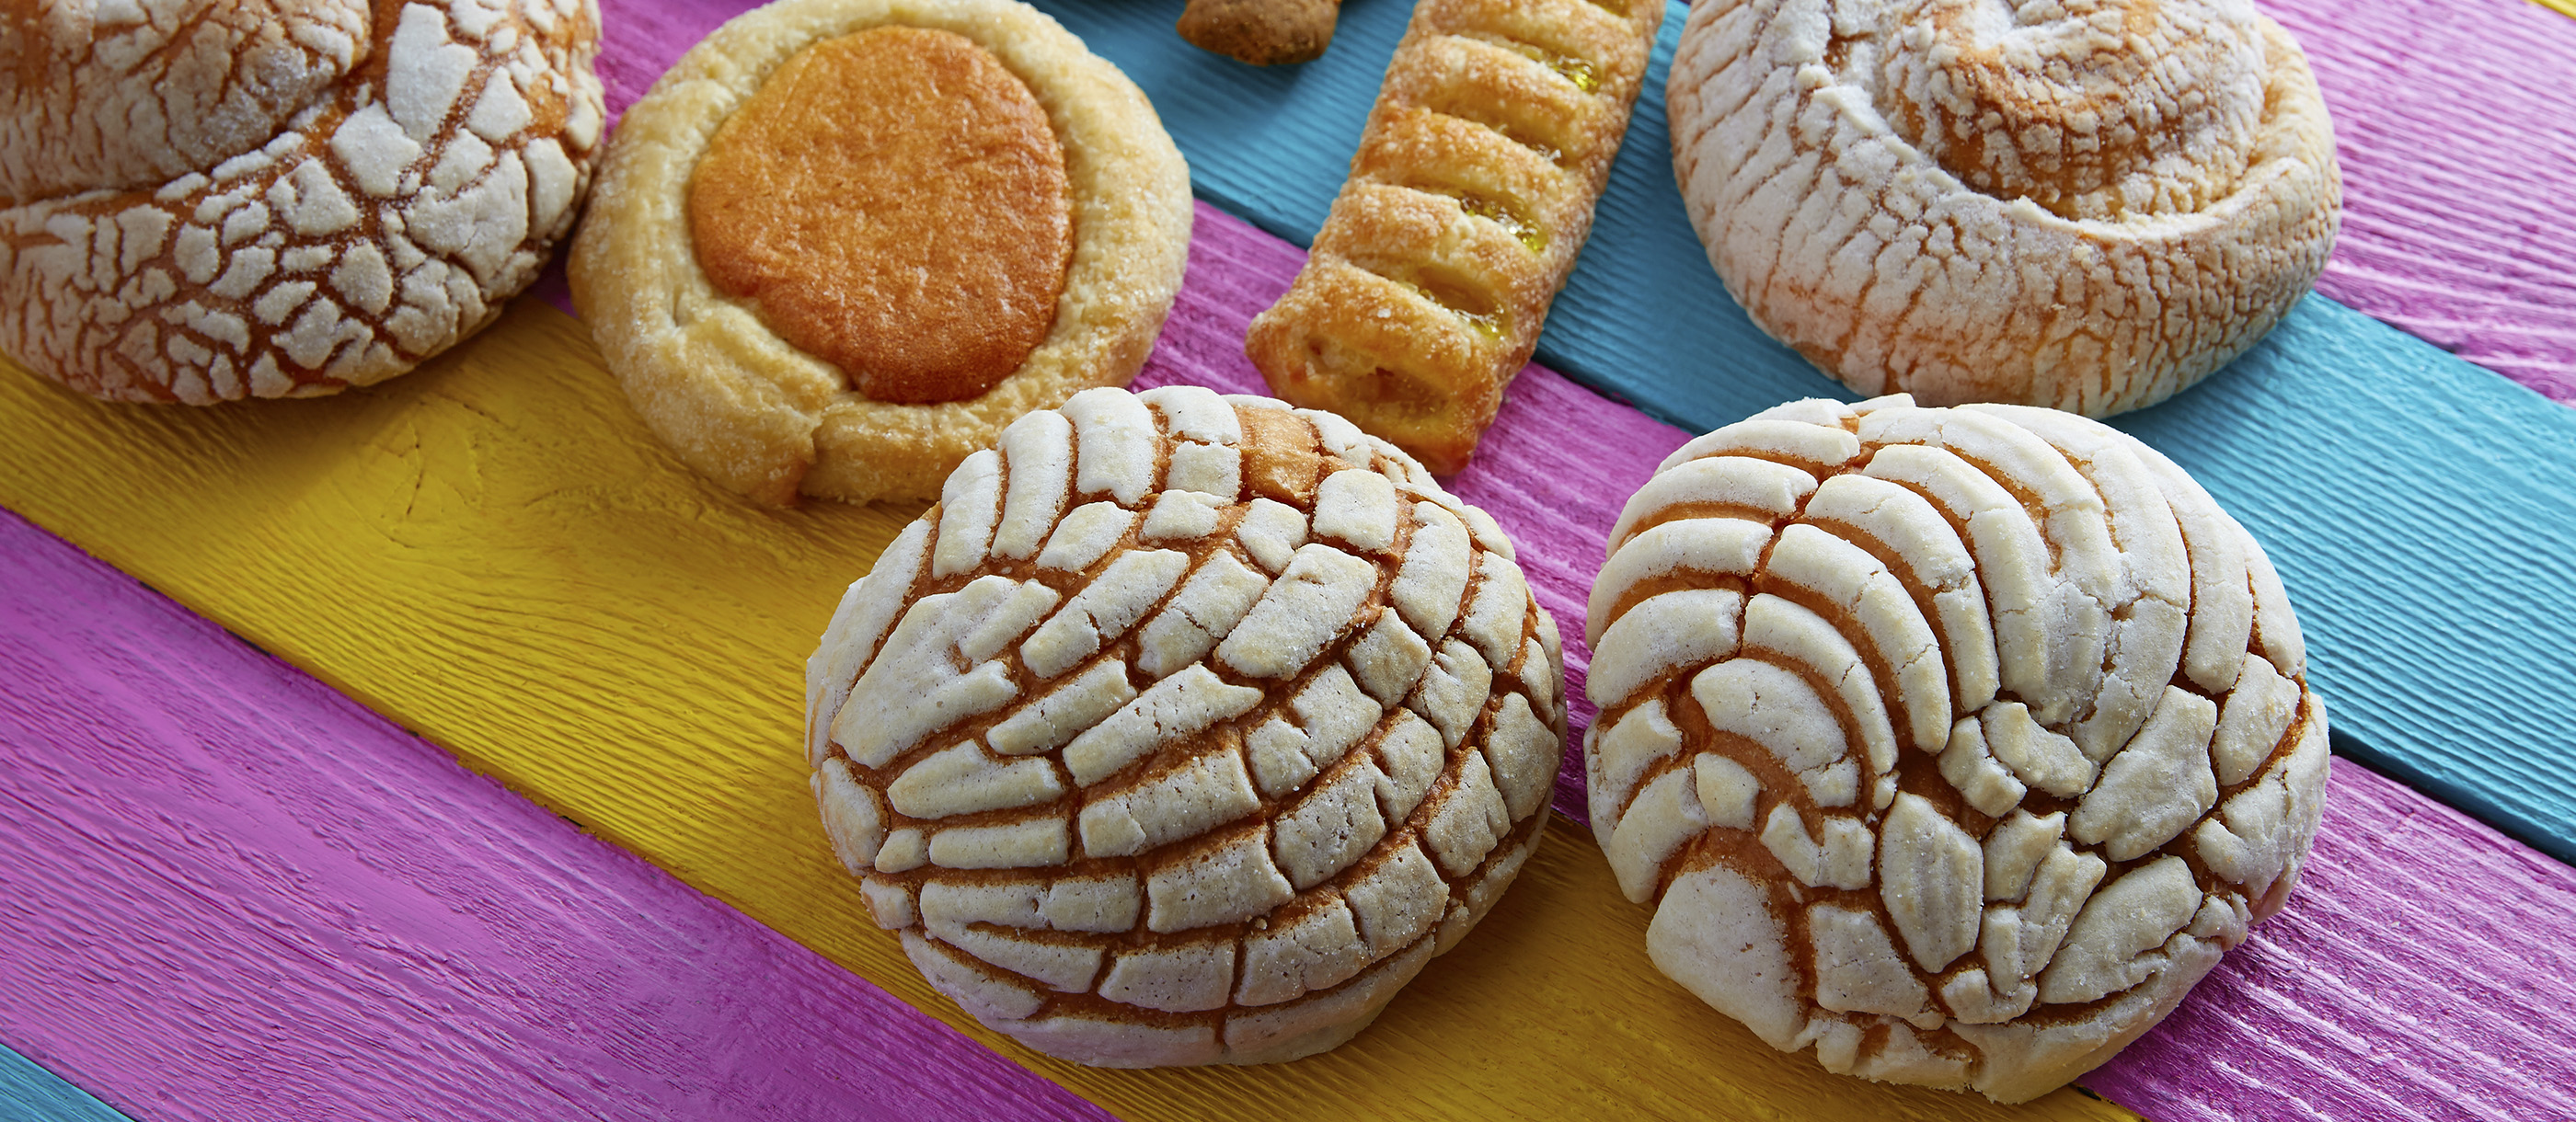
[0, 0, 604, 403]
[1585, 394, 2327, 1103]
[806, 386, 1568, 1067]
[1245, 0, 1666, 475]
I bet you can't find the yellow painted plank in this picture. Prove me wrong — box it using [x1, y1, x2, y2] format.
[2540, 0, 2576, 20]
[0, 300, 2132, 1122]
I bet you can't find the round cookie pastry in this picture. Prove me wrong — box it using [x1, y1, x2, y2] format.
[0, 0, 604, 403]
[804, 386, 1568, 1066]
[570, 0, 1192, 507]
[1667, 0, 2340, 417]
[1585, 395, 2327, 1102]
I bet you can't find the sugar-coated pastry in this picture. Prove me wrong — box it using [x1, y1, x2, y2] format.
[1667, 0, 2340, 417]
[571, 0, 1191, 506]
[1244, 0, 1666, 475]
[805, 386, 1568, 1066]
[1586, 395, 2327, 1102]
[0, 0, 604, 403]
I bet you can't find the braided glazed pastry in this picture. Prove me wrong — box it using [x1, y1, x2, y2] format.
[1585, 395, 2327, 1102]
[1667, 0, 2340, 417]
[1246, 0, 1665, 475]
[0, 0, 604, 403]
[807, 386, 1568, 1066]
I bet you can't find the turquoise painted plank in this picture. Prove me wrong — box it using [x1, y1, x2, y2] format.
[1026, 0, 1822, 419]
[1030, 0, 2576, 863]
[2114, 301, 2576, 865]
[0, 1046, 129, 1122]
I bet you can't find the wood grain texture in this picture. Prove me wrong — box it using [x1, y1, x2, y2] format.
[2086, 753, 2576, 1122]
[1030, 0, 2576, 865]
[0, 217, 2129, 1121]
[1030, 0, 2576, 404]
[7, 197, 2576, 1120]
[2265, 0, 2576, 403]
[559, 0, 2576, 856]
[1127, 207, 1695, 819]
[2108, 298, 2576, 866]
[0, 511, 1115, 1122]
[560, 0, 2576, 861]
[1135, 212, 2576, 1119]
[0, 1047, 130, 1122]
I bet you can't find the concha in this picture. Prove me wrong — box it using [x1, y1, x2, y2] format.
[1585, 394, 2328, 1102]
[805, 385, 1569, 1066]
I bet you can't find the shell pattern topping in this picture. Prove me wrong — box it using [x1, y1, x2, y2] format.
[1585, 394, 2328, 1102]
[806, 386, 1569, 1067]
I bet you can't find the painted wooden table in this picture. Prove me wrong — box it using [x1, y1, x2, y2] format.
[4, 0, 2574, 1118]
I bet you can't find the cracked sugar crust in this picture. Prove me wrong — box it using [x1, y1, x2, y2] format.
[569, 0, 1193, 508]
[0, 0, 371, 205]
[1666, 0, 2341, 418]
[1584, 394, 2328, 1104]
[805, 386, 1570, 1067]
[1243, 0, 1666, 476]
[0, 0, 605, 404]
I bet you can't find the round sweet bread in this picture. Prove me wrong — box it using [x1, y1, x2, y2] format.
[804, 386, 1568, 1066]
[570, 0, 1193, 507]
[1667, 0, 2341, 417]
[1585, 395, 2327, 1102]
[0, 0, 604, 403]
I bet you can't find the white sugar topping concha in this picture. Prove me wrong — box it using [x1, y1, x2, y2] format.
[1585, 395, 2327, 1103]
[1667, 0, 2340, 417]
[0, 0, 604, 404]
[805, 386, 1569, 1067]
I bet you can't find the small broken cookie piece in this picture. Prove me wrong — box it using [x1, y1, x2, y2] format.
[1586, 395, 2329, 1103]
[1176, 0, 1341, 66]
[1244, 0, 1666, 475]
[0, 0, 605, 404]
[1667, 0, 2341, 417]
[805, 386, 1570, 1066]
[570, 0, 1192, 506]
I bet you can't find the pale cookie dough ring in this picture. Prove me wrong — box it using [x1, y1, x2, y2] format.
[1667, 0, 2341, 418]
[1587, 395, 2329, 1102]
[805, 387, 1569, 1065]
[569, 0, 1193, 506]
[0, 0, 605, 404]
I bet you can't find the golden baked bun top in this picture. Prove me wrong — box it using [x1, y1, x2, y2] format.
[1881, 0, 2271, 221]
[805, 385, 1569, 1066]
[690, 26, 1074, 404]
[568, 0, 1193, 508]
[0, 0, 372, 205]
[1584, 395, 2328, 1102]
[1667, 0, 2341, 418]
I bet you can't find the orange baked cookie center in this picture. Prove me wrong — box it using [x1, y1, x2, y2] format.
[689, 26, 1074, 404]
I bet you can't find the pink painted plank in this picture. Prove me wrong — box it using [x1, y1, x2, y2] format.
[1152, 203, 2576, 1121]
[1132, 200, 1692, 821]
[2263, 0, 2576, 403]
[0, 510, 1115, 1122]
[2092, 757, 2576, 1121]
[595, 0, 741, 132]
[552, 0, 2576, 406]
[12, 131, 2576, 1122]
